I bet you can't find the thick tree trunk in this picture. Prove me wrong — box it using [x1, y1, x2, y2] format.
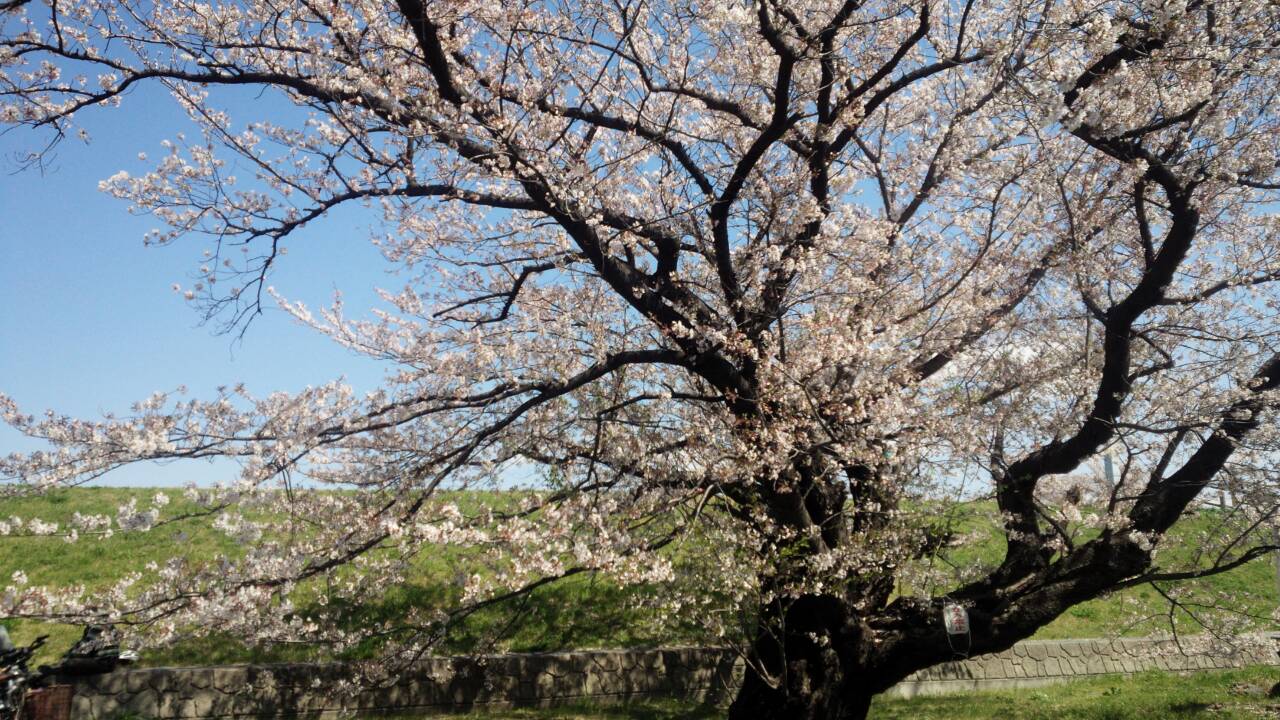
[726, 594, 876, 720]
[730, 669, 873, 720]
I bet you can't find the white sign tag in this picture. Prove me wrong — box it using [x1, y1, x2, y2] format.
[943, 602, 969, 635]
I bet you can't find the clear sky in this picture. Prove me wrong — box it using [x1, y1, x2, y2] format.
[1, 84, 395, 486]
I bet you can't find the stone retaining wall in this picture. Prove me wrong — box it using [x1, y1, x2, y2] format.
[888, 634, 1280, 698]
[64, 634, 1280, 718]
[66, 648, 738, 720]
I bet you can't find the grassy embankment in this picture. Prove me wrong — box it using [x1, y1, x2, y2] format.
[0, 487, 713, 664]
[1, 487, 1276, 666]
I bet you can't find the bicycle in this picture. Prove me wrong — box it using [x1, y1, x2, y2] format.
[0, 635, 47, 720]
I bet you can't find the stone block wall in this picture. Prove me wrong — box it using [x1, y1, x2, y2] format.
[63, 634, 1279, 718]
[889, 634, 1280, 698]
[65, 647, 740, 720]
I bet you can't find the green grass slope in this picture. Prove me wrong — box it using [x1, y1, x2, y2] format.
[1, 488, 1275, 666]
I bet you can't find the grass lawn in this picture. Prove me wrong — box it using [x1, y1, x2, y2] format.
[871, 665, 1280, 719]
[440, 667, 1280, 718]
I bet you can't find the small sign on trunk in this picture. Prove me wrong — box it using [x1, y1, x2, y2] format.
[943, 602, 969, 635]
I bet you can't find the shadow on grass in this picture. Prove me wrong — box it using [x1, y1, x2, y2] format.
[1167, 701, 1213, 715]
[420, 699, 722, 720]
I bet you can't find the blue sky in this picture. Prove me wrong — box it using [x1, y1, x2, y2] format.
[0, 84, 394, 486]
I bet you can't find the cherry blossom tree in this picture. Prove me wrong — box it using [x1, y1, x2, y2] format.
[3, 0, 1280, 717]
